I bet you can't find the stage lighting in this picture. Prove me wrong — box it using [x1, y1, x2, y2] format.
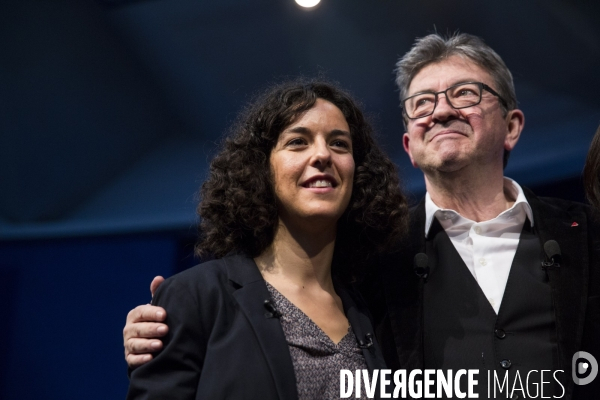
[295, 0, 321, 8]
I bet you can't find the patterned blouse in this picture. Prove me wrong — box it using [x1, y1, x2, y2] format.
[265, 282, 369, 400]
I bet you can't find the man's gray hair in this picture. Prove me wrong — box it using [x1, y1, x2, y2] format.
[395, 33, 517, 112]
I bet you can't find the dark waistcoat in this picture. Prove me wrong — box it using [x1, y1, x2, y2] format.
[423, 218, 561, 398]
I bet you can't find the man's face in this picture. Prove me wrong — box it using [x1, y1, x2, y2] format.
[402, 55, 522, 175]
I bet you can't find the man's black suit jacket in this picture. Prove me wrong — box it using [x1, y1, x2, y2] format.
[363, 187, 600, 399]
[127, 254, 387, 400]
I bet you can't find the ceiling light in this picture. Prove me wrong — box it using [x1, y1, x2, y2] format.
[295, 0, 321, 8]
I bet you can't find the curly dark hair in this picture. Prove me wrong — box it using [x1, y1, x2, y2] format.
[196, 78, 408, 279]
[584, 125, 600, 210]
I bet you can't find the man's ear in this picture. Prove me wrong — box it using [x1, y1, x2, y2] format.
[403, 132, 418, 168]
[504, 109, 525, 152]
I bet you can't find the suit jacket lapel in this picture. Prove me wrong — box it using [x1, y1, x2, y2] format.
[224, 255, 298, 400]
[524, 188, 589, 394]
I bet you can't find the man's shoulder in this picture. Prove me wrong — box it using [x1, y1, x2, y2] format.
[523, 187, 593, 215]
[408, 197, 426, 213]
[377, 200, 424, 270]
[523, 188, 600, 240]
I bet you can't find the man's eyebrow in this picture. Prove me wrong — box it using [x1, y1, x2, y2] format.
[408, 79, 478, 96]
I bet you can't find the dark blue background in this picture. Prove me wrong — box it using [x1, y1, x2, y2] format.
[1, 0, 599, 398]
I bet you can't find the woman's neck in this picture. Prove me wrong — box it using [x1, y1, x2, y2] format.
[255, 218, 349, 345]
[254, 218, 337, 290]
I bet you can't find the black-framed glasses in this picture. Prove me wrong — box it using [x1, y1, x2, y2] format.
[401, 81, 508, 119]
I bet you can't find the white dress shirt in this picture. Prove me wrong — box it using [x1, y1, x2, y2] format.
[424, 178, 534, 314]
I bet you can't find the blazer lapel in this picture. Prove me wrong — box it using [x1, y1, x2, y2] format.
[224, 255, 298, 400]
[524, 188, 589, 395]
[336, 283, 387, 372]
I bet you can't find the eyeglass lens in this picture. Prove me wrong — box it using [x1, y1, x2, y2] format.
[405, 83, 483, 119]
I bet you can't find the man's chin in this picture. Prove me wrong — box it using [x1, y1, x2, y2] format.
[419, 156, 466, 174]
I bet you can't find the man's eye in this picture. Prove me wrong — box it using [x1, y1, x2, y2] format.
[415, 97, 434, 107]
[457, 89, 477, 97]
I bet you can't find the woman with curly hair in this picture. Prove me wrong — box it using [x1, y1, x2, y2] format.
[126, 79, 408, 400]
[584, 125, 600, 210]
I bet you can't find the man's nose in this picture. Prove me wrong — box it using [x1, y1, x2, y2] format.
[431, 93, 459, 122]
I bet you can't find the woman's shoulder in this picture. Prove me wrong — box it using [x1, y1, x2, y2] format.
[171, 258, 229, 282]
[155, 254, 258, 300]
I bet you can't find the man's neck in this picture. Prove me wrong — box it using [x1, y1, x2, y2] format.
[424, 171, 516, 222]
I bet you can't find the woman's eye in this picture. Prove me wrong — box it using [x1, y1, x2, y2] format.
[286, 138, 306, 146]
[331, 140, 351, 149]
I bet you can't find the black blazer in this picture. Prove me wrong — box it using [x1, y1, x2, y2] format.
[364, 188, 600, 399]
[127, 254, 387, 400]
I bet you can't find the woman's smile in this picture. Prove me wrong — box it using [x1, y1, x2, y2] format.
[301, 174, 338, 193]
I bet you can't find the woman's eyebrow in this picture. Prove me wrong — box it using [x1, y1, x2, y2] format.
[281, 127, 350, 138]
[283, 126, 310, 134]
[329, 129, 351, 137]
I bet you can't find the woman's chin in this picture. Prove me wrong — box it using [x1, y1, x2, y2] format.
[281, 209, 343, 230]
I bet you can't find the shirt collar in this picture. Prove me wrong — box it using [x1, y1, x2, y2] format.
[424, 177, 534, 236]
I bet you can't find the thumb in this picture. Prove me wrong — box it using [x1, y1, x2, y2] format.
[150, 276, 165, 298]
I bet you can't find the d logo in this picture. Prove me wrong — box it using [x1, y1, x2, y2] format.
[572, 351, 598, 385]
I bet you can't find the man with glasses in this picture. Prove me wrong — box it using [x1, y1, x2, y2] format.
[122, 33, 599, 398]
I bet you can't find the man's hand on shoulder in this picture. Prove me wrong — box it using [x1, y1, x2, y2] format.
[124, 276, 168, 369]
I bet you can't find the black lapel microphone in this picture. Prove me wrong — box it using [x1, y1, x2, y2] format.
[358, 333, 374, 349]
[542, 240, 561, 269]
[413, 253, 430, 281]
[263, 299, 282, 318]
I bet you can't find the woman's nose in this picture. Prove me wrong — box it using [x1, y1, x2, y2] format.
[310, 139, 332, 169]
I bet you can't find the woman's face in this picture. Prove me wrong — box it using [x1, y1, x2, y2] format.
[270, 98, 355, 228]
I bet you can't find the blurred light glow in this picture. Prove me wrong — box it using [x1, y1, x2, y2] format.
[295, 0, 320, 8]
